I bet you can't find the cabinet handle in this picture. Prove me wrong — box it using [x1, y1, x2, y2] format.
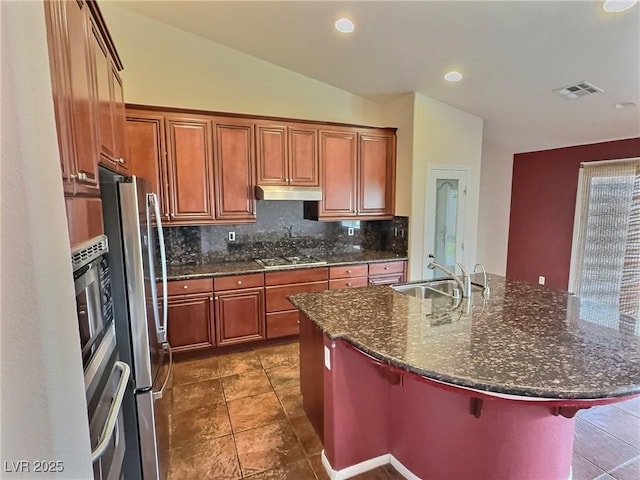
[69, 173, 78, 180]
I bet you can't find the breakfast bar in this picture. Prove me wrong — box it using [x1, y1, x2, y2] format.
[290, 274, 640, 480]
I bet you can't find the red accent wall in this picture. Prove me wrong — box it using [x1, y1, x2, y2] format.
[506, 137, 640, 290]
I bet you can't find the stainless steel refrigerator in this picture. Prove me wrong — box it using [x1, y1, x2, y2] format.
[100, 168, 171, 480]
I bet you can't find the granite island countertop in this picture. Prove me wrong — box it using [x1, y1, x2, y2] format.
[164, 250, 408, 281]
[289, 273, 640, 400]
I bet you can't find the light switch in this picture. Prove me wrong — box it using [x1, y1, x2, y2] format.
[324, 345, 331, 370]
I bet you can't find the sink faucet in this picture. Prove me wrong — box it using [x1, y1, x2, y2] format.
[474, 263, 490, 297]
[427, 255, 472, 297]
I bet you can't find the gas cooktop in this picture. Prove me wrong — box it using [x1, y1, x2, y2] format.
[254, 255, 327, 270]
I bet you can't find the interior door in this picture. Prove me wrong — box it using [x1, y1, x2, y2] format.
[423, 167, 469, 279]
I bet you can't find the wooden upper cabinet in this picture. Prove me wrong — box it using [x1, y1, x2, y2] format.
[61, 0, 99, 193]
[256, 122, 318, 186]
[44, 0, 75, 195]
[289, 125, 318, 186]
[256, 124, 288, 185]
[317, 129, 358, 218]
[213, 118, 256, 222]
[358, 132, 396, 217]
[88, 16, 115, 165]
[165, 115, 216, 223]
[126, 112, 168, 218]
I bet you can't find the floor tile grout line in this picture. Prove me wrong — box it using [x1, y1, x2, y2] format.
[604, 453, 640, 479]
[611, 403, 640, 419]
[577, 416, 640, 451]
[572, 451, 608, 478]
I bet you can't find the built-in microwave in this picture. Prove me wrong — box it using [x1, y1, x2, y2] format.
[72, 235, 113, 367]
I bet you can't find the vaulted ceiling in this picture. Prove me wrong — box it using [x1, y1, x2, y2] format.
[114, 1, 640, 153]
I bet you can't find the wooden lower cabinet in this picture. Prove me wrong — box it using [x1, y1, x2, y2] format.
[215, 288, 265, 346]
[368, 260, 406, 285]
[166, 293, 214, 353]
[265, 267, 329, 339]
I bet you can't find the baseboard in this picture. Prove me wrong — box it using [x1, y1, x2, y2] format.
[320, 451, 573, 480]
[320, 450, 390, 480]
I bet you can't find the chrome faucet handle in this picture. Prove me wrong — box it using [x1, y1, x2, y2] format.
[473, 263, 490, 297]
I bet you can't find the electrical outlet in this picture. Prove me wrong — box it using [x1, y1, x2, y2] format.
[348, 227, 354, 236]
[538, 276, 545, 285]
[228, 231, 236, 242]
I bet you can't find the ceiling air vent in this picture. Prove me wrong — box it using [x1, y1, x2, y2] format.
[553, 81, 603, 99]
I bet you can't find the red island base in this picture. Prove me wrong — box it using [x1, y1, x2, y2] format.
[300, 331, 636, 480]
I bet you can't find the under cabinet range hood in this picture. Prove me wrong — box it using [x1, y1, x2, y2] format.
[255, 185, 322, 201]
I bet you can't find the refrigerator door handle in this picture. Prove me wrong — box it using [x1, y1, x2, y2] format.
[153, 342, 173, 401]
[148, 193, 168, 344]
[91, 361, 130, 463]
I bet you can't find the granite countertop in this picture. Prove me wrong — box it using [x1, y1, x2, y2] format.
[289, 273, 640, 400]
[164, 250, 408, 281]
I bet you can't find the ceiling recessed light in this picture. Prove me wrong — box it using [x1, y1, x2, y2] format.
[444, 71, 463, 82]
[614, 102, 637, 109]
[603, 0, 637, 13]
[335, 18, 355, 33]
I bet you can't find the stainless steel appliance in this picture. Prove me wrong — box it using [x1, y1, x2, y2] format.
[254, 255, 327, 269]
[72, 236, 131, 480]
[100, 168, 171, 480]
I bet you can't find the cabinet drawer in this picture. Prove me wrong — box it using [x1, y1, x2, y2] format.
[368, 274, 404, 286]
[266, 311, 300, 339]
[329, 264, 368, 279]
[166, 278, 213, 296]
[265, 281, 328, 312]
[368, 261, 404, 277]
[214, 273, 264, 291]
[265, 267, 328, 286]
[329, 277, 368, 290]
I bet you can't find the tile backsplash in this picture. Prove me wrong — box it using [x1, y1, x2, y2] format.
[158, 200, 408, 265]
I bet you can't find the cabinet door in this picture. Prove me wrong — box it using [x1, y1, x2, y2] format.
[65, 196, 104, 248]
[166, 294, 214, 352]
[88, 17, 115, 167]
[318, 130, 357, 218]
[215, 288, 265, 346]
[44, 0, 75, 195]
[165, 116, 216, 223]
[358, 133, 395, 217]
[289, 126, 319, 186]
[213, 119, 256, 222]
[256, 124, 288, 185]
[65, 0, 99, 193]
[126, 113, 168, 219]
[111, 66, 127, 171]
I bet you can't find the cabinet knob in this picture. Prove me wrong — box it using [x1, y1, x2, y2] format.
[237, 280, 242, 285]
[346, 270, 351, 274]
[183, 285, 188, 289]
[384, 266, 389, 270]
[210, 296, 213, 301]
[346, 282, 352, 287]
[69, 173, 78, 180]
[118, 157, 125, 164]
[214, 296, 218, 301]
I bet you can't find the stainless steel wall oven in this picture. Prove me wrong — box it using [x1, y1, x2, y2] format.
[72, 236, 130, 480]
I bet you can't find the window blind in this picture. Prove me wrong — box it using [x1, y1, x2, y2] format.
[569, 158, 640, 333]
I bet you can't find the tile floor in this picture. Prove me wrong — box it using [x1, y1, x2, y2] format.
[168, 340, 639, 480]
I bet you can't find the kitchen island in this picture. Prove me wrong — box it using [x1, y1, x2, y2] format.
[289, 274, 640, 480]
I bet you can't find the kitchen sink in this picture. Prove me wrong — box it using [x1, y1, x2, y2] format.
[391, 279, 481, 299]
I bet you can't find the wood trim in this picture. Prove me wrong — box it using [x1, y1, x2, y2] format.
[125, 103, 398, 132]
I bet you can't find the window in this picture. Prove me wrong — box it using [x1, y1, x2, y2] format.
[569, 158, 640, 333]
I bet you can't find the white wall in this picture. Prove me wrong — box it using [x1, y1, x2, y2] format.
[476, 139, 514, 275]
[100, 3, 385, 127]
[0, 2, 92, 477]
[383, 94, 415, 217]
[408, 93, 484, 280]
